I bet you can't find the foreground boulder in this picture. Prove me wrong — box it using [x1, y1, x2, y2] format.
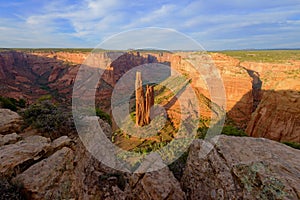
[125, 167, 185, 200]
[14, 147, 75, 199]
[181, 135, 300, 199]
[0, 136, 51, 177]
[0, 109, 22, 134]
[0, 132, 21, 146]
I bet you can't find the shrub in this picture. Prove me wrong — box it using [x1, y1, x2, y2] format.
[95, 108, 112, 125]
[196, 126, 208, 139]
[221, 125, 248, 137]
[21, 100, 75, 140]
[197, 124, 247, 138]
[0, 96, 27, 111]
[0, 97, 17, 111]
[282, 141, 300, 150]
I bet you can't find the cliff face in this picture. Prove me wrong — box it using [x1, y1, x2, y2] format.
[135, 52, 253, 127]
[245, 90, 300, 143]
[0, 51, 80, 102]
[241, 60, 300, 91]
[240, 60, 300, 142]
[0, 50, 299, 143]
[211, 53, 253, 128]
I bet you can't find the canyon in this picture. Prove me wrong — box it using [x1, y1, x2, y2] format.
[0, 49, 299, 199]
[0, 50, 299, 143]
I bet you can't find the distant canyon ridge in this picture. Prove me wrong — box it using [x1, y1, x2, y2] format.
[0, 50, 299, 143]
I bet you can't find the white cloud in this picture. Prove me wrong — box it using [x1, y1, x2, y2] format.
[0, 0, 299, 49]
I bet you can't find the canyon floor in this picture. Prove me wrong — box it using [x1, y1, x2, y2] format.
[0, 49, 299, 199]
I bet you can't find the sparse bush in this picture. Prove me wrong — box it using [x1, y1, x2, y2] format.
[21, 100, 75, 140]
[0, 96, 27, 111]
[282, 141, 300, 150]
[197, 124, 247, 138]
[37, 94, 52, 102]
[196, 126, 208, 139]
[95, 108, 112, 125]
[0, 97, 17, 111]
[221, 125, 248, 137]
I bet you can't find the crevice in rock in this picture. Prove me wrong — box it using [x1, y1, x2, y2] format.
[131, 173, 146, 190]
[240, 64, 262, 112]
[9, 140, 74, 179]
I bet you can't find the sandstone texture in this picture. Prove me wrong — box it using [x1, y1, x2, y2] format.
[181, 135, 300, 200]
[241, 60, 300, 91]
[135, 72, 155, 126]
[0, 109, 300, 199]
[246, 90, 300, 143]
[0, 135, 51, 177]
[0, 132, 21, 146]
[0, 109, 22, 134]
[1, 50, 299, 144]
[125, 167, 186, 200]
[240, 60, 300, 143]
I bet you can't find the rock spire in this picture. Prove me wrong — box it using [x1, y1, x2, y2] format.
[135, 72, 154, 126]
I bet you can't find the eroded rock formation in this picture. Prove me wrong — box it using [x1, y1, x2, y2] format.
[0, 109, 300, 199]
[181, 135, 300, 199]
[0, 50, 299, 143]
[135, 72, 154, 126]
[246, 90, 300, 143]
[0, 109, 22, 134]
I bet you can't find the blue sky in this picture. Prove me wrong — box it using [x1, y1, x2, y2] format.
[0, 0, 299, 50]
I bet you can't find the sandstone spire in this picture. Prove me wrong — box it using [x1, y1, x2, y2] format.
[135, 72, 154, 126]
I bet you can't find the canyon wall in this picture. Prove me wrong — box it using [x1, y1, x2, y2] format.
[240, 60, 300, 142]
[0, 50, 299, 143]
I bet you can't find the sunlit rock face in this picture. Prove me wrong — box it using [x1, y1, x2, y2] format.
[0, 50, 299, 143]
[181, 135, 300, 200]
[135, 72, 154, 126]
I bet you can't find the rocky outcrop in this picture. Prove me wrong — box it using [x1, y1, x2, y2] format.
[181, 135, 300, 199]
[246, 90, 300, 143]
[135, 72, 154, 126]
[125, 167, 185, 200]
[0, 133, 21, 146]
[0, 135, 52, 177]
[14, 147, 75, 199]
[0, 109, 22, 134]
[1, 108, 300, 199]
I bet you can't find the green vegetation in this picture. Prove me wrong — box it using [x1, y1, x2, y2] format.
[37, 94, 53, 102]
[219, 50, 300, 63]
[0, 96, 26, 111]
[95, 108, 112, 125]
[21, 100, 75, 140]
[197, 123, 248, 139]
[282, 141, 300, 150]
[221, 125, 248, 137]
